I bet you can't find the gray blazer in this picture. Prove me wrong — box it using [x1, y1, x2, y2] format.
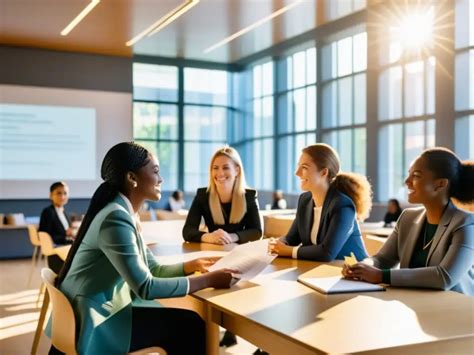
[370, 202, 474, 295]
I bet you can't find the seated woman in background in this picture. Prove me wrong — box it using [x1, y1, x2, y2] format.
[166, 189, 186, 212]
[182, 145, 262, 348]
[39, 181, 74, 273]
[53, 142, 236, 354]
[343, 148, 474, 296]
[269, 143, 371, 261]
[271, 190, 287, 210]
[384, 198, 402, 226]
[183, 146, 262, 245]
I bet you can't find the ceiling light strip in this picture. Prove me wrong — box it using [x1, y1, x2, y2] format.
[126, 0, 199, 47]
[203, 0, 303, 54]
[60, 0, 100, 36]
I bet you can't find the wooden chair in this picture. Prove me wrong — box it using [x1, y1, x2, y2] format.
[27, 225, 42, 287]
[33, 268, 167, 355]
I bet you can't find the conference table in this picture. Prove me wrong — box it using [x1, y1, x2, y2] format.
[149, 242, 474, 355]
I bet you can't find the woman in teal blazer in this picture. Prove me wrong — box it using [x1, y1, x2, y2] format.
[343, 148, 474, 295]
[54, 142, 235, 355]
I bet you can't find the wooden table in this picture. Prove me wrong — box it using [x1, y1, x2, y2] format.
[149, 242, 474, 355]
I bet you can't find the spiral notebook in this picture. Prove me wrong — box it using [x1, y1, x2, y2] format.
[297, 265, 385, 294]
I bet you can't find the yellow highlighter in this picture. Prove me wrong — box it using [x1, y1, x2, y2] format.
[344, 252, 358, 266]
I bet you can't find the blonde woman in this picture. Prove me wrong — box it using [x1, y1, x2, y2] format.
[183, 146, 262, 244]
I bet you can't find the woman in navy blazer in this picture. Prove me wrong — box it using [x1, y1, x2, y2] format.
[270, 143, 371, 261]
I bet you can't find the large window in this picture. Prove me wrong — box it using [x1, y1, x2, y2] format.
[455, 0, 474, 159]
[321, 29, 367, 175]
[133, 63, 179, 189]
[377, 5, 436, 201]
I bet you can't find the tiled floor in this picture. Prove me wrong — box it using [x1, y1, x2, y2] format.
[0, 258, 258, 354]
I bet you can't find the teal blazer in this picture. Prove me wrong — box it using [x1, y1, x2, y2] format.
[59, 195, 189, 354]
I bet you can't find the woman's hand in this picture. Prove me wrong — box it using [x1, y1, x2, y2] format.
[268, 238, 293, 257]
[342, 263, 383, 284]
[183, 257, 221, 274]
[201, 229, 238, 244]
[188, 269, 240, 292]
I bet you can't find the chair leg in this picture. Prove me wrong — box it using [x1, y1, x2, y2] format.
[27, 246, 38, 287]
[31, 289, 49, 355]
[36, 283, 45, 308]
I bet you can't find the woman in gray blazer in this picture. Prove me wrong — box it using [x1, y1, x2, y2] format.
[343, 148, 474, 296]
[54, 142, 236, 355]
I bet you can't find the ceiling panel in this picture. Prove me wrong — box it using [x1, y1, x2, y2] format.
[0, 0, 318, 62]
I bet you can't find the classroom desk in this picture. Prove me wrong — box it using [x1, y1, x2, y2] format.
[149, 242, 474, 355]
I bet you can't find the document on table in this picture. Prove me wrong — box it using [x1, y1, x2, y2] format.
[208, 239, 276, 280]
[154, 250, 229, 265]
[297, 264, 385, 294]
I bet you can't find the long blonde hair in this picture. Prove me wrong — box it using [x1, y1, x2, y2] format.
[207, 146, 247, 224]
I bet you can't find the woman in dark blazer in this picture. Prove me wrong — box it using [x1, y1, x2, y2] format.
[183, 146, 262, 244]
[53, 142, 236, 355]
[343, 148, 474, 296]
[270, 143, 371, 261]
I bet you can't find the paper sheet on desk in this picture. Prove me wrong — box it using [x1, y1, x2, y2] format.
[207, 239, 276, 280]
[154, 251, 229, 265]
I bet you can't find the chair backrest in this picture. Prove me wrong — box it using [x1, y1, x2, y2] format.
[38, 231, 55, 256]
[41, 268, 77, 355]
[5, 213, 26, 225]
[27, 225, 41, 247]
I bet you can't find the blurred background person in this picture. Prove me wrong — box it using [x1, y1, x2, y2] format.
[271, 190, 287, 210]
[384, 198, 403, 227]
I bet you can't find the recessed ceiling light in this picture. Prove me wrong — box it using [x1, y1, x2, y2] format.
[61, 0, 100, 36]
[126, 0, 199, 47]
[203, 0, 303, 54]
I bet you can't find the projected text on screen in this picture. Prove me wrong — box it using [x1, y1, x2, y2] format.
[0, 103, 96, 180]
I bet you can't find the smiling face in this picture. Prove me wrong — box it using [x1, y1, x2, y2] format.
[50, 185, 69, 207]
[405, 156, 446, 204]
[211, 154, 240, 191]
[295, 152, 328, 193]
[133, 154, 163, 201]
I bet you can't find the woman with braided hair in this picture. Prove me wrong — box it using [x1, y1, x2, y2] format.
[53, 142, 236, 355]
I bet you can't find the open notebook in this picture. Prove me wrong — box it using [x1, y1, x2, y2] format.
[297, 265, 385, 294]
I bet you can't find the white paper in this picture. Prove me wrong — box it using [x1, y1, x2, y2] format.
[298, 276, 385, 294]
[154, 250, 228, 265]
[208, 239, 276, 280]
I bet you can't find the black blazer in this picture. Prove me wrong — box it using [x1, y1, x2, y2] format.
[282, 186, 368, 261]
[39, 205, 71, 245]
[183, 188, 262, 243]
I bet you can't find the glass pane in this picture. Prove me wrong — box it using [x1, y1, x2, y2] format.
[276, 58, 288, 92]
[232, 111, 244, 143]
[455, 115, 474, 159]
[253, 65, 262, 98]
[307, 47, 317, 84]
[306, 86, 317, 130]
[262, 96, 274, 136]
[353, 32, 367, 72]
[294, 88, 306, 132]
[378, 66, 402, 120]
[277, 136, 294, 192]
[184, 68, 228, 105]
[338, 77, 353, 126]
[354, 128, 366, 175]
[426, 118, 436, 148]
[262, 61, 274, 96]
[338, 37, 353, 77]
[184, 142, 222, 192]
[426, 57, 436, 115]
[455, 0, 473, 49]
[338, 129, 353, 172]
[378, 124, 404, 201]
[286, 56, 293, 91]
[322, 82, 337, 128]
[354, 73, 366, 124]
[252, 139, 274, 190]
[277, 93, 293, 134]
[133, 102, 158, 139]
[133, 63, 178, 102]
[253, 99, 262, 137]
[404, 61, 425, 117]
[321, 43, 337, 81]
[322, 131, 337, 149]
[293, 51, 306, 88]
[455, 50, 474, 110]
[404, 120, 425, 174]
[184, 106, 227, 141]
[379, 27, 402, 66]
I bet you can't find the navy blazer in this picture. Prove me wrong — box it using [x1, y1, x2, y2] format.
[182, 188, 262, 243]
[282, 186, 368, 261]
[39, 205, 71, 245]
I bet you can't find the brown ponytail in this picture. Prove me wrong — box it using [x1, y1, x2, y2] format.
[302, 143, 372, 221]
